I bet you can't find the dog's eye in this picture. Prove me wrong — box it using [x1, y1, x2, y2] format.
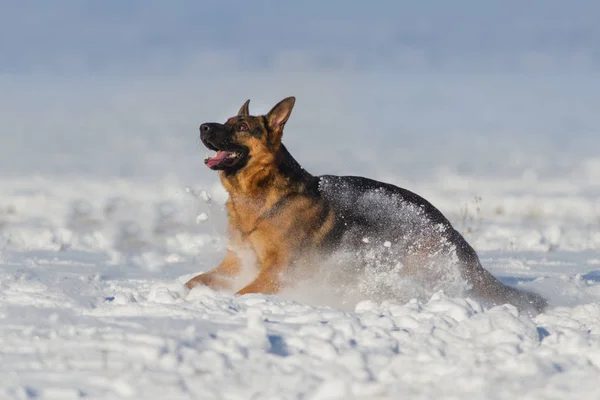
[238, 123, 249, 131]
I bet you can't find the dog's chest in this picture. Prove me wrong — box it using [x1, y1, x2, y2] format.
[226, 201, 293, 266]
[226, 192, 326, 260]
[226, 199, 265, 237]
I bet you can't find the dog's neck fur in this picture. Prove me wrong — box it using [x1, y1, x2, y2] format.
[220, 144, 316, 216]
[275, 144, 315, 188]
[220, 144, 313, 195]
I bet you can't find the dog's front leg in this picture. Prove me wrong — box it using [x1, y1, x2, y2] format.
[185, 249, 242, 290]
[236, 247, 287, 295]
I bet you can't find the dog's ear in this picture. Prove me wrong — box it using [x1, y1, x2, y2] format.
[237, 99, 250, 116]
[266, 96, 295, 132]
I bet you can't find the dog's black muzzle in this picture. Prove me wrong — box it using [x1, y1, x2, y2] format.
[199, 123, 234, 151]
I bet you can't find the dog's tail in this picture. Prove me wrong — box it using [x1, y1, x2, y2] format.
[468, 267, 547, 314]
[454, 233, 548, 314]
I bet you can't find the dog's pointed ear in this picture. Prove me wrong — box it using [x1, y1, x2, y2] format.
[266, 96, 295, 131]
[237, 99, 250, 116]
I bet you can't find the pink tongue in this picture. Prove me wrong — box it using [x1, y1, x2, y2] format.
[206, 150, 231, 167]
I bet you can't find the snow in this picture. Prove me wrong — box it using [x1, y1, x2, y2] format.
[1, 170, 599, 399]
[3, 2, 600, 396]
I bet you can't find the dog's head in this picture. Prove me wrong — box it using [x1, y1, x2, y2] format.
[200, 97, 295, 173]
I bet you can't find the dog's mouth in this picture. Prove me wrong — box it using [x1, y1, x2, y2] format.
[202, 139, 248, 171]
[205, 150, 244, 169]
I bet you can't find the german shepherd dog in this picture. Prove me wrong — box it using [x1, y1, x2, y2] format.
[185, 97, 547, 314]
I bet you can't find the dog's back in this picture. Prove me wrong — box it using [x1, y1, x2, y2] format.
[316, 174, 547, 313]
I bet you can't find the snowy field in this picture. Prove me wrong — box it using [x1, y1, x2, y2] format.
[3, 2, 600, 399]
[1, 156, 599, 399]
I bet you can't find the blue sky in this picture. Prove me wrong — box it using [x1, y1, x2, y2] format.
[2, 1, 599, 74]
[1, 1, 600, 180]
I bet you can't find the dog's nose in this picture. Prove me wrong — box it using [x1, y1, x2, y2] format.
[200, 123, 211, 134]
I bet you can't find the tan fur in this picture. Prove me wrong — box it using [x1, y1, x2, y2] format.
[186, 97, 327, 295]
